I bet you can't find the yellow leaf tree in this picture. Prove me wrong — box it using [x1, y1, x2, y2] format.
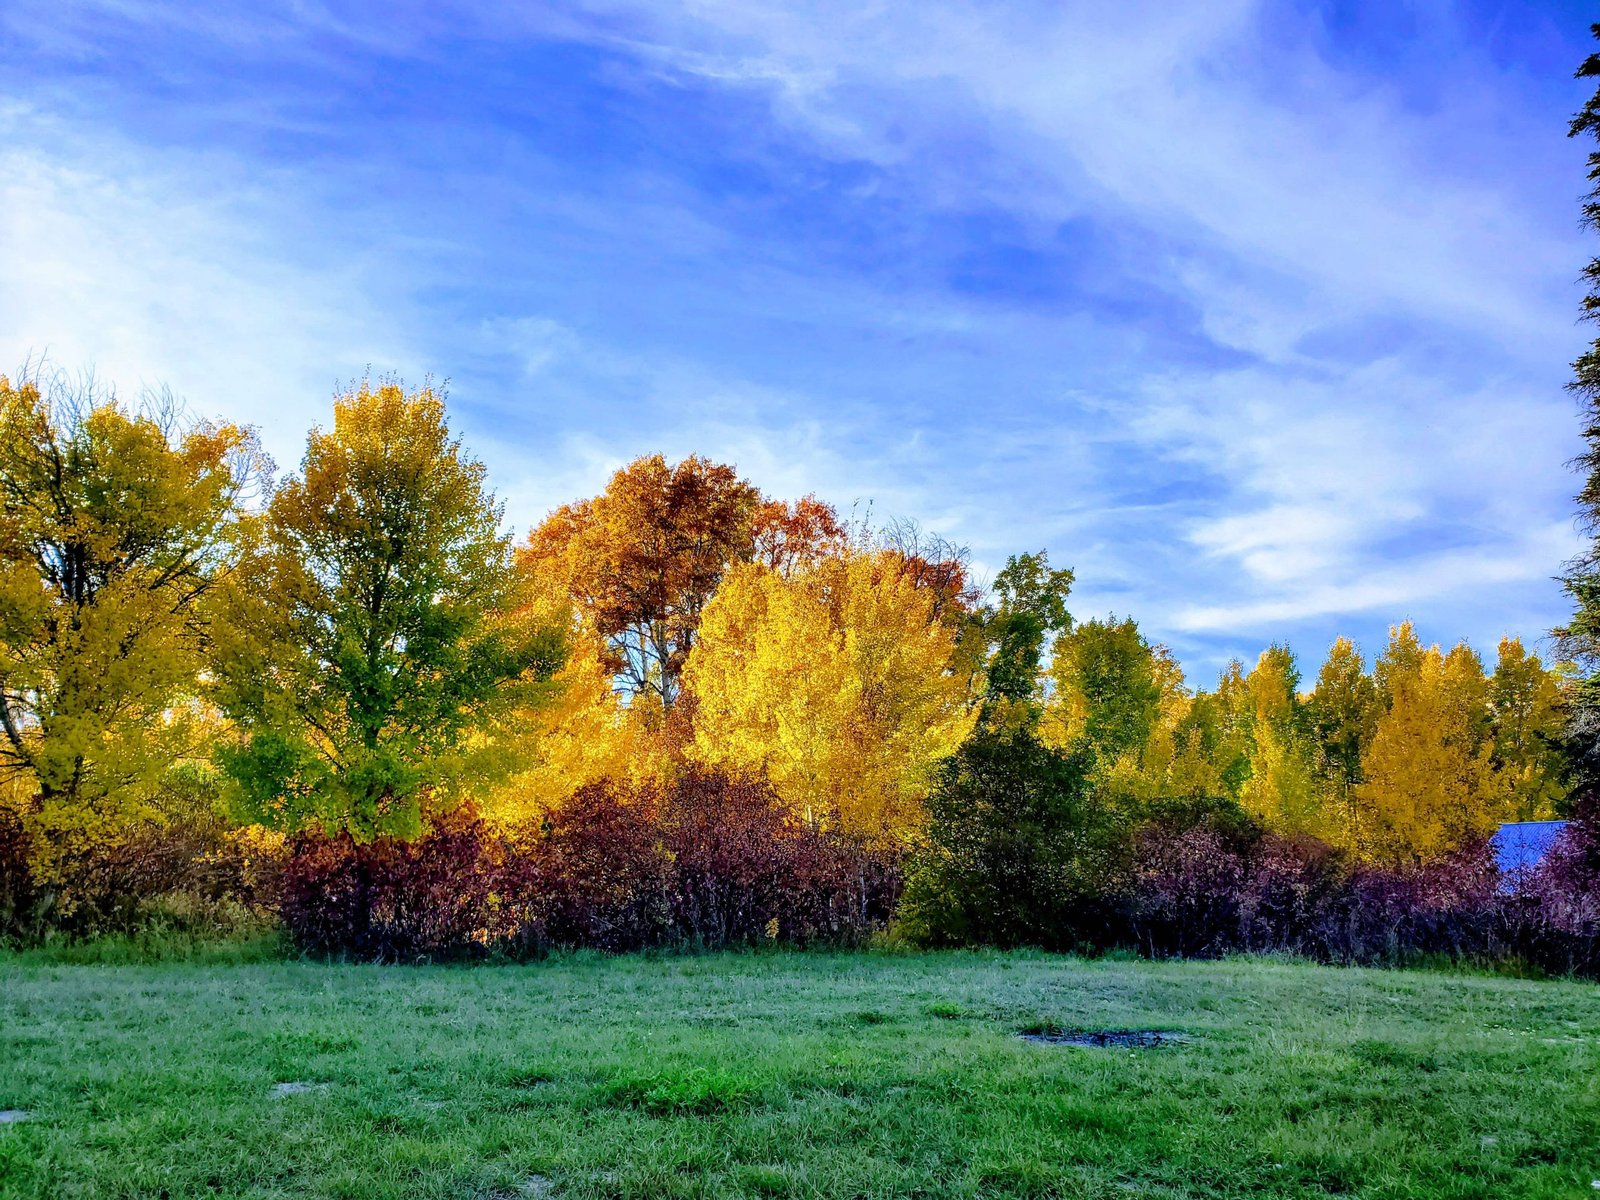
[1488, 636, 1568, 822]
[683, 552, 977, 842]
[1237, 646, 1323, 838]
[0, 370, 266, 883]
[1357, 626, 1506, 863]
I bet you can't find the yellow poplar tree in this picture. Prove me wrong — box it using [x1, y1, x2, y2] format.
[1237, 646, 1323, 837]
[683, 552, 977, 842]
[1357, 629, 1506, 863]
[484, 622, 664, 826]
[1489, 636, 1568, 821]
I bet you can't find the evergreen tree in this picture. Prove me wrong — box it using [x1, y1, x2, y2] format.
[1556, 26, 1600, 788]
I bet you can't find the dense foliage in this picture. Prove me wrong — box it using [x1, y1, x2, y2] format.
[279, 771, 897, 961]
[213, 380, 565, 841]
[0, 362, 1588, 971]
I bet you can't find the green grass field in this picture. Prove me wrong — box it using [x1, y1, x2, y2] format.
[1, 950, 1597, 1199]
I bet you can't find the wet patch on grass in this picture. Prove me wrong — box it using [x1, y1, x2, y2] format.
[1017, 1026, 1190, 1049]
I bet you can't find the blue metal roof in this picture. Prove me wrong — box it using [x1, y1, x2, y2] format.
[1491, 821, 1569, 876]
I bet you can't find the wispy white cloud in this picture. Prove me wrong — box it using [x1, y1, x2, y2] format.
[0, 103, 415, 470]
[0, 0, 1586, 678]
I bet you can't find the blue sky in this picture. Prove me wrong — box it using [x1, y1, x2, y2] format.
[0, 0, 1594, 685]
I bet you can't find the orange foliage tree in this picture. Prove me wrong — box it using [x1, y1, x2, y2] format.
[518, 455, 762, 712]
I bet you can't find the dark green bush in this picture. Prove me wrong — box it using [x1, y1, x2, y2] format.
[898, 730, 1126, 949]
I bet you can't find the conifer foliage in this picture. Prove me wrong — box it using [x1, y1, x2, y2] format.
[1558, 25, 1600, 788]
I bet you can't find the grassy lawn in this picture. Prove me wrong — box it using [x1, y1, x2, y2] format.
[1, 950, 1597, 1199]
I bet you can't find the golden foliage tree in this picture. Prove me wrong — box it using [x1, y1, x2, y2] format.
[1488, 636, 1568, 822]
[1236, 646, 1322, 838]
[1356, 626, 1506, 863]
[480, 576, 665, 826]
[683, 552, 977, 841]
[0, 370, 265, 882]
[212, 380, 562, 840]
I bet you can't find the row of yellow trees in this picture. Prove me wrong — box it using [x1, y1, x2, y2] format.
[0, 372, 1570, 895]
[1044, 622, 1566, 865]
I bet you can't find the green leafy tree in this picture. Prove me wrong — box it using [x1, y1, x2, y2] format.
[0, 369, 265, 884]
[214, 380, 563, 840]
[978, 550, 1073, 728]
[1046, 617, 1163, 767]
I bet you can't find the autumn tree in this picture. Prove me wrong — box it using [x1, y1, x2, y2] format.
[751, 495, 847, 578]
[873, 516, 980, 625]
[481, 576, 663, 826]
[1237, 646, 1321, 837]
[520, 455, 763, 712]
[683, 551, 978, 841]
[213, 380, 562, 840]
[1307, 637, 1381, 847]
[1157, 689, 1232, 801]
[1557, 27, 1600, 788]
[1357, 627, 1505, 863]
[0, 370, 265, 883]
[1489, 637, 1568, 821]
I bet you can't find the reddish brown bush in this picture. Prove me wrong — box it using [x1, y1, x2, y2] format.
[0, 807, 44, 942]
[276, 771, 900, 959]
[500, 785, 674, 954]
[1125, 821, 1249, 957]
[279, 811, 496, 961]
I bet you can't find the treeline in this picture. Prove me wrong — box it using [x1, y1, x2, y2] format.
[0, 370, 1594, 969]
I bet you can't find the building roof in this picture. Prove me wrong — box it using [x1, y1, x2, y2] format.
[1491, 821, 1569, 876]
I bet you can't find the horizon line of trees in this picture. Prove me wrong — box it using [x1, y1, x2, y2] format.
[0, 364, 1574, 934]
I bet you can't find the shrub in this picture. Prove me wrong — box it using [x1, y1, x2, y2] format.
[0, 766, 287, 946]
[1237, 832, 1349, 956]
[509, 769, 897, 952]
[899, 730, 1124, 950]
[1124, 816, 1251, 958]
[1501, 809, 1600, 975]
[0, 806, 45, 943]
[278, 810, 496, 961]
[503, 784, 674, 955]
[1522, 807, 1600, 934]
[276, 770, 900, 959]
[661, 768, 893, 948]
